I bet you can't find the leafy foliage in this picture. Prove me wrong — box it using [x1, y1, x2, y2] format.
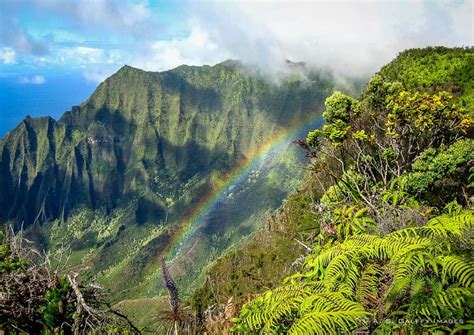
[401, 139, 474, 205]
[0, 228, 27, 274]
[378, 47, 474, 109]
[38, 278, 73, 329]
[232, 47, 474, 335]
[332, 205, 376, 240]
[234, 210, 473, 334]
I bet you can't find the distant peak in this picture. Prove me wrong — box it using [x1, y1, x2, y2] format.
[120, 64, 134, 70]
[23, 115, 54, 123]
[116, 65, 143, 73]
[101, 65, 147, 83]
[217, 59, 240, 67]
[112, 61, 242, 79]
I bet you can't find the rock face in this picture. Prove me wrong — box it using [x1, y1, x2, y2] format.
[1, 62, 327, 226]
[0, 60, 343, 299]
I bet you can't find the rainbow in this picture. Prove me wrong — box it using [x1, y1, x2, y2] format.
[164, 113, 324, 261]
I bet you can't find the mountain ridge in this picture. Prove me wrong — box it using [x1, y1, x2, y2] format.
[0, 59, 353, 299]
[0, 59, 336, 227]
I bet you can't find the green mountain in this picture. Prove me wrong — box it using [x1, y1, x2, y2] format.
[0, 60, 356, 300]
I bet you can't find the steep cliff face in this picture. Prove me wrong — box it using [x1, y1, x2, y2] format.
[0, 116, 60, 226]
[0, 61, 348, 299]
[0, 62, 329, 227]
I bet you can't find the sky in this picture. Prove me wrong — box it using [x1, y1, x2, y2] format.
[0, 0, 472, 135]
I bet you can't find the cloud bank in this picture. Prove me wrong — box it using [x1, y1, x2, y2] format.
[0, 0, 472, 82]
[185, 0, 473, 77]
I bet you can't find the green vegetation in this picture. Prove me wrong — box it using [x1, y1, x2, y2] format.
[402, 139, 474, 205]
[233, 212, 473, 334]
[191, 47, 474, 334]
[0, 60, 351, 302]
[2, 47, 472, 334]
[378, 47, 474, 109]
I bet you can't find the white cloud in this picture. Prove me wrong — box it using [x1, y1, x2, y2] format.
[59, 47, 105, 64]
[18, 75, 46, 84]
[187, 0, 474, 77]
[130, 25, 231, 71]
[34, 0, 156, 35]
[2, 0, 472, 82]
[0, 47, 16, 64]
[82, 68, 116, 83]
[0, 3, 49, 56]
[55, 46, 126, 67]
[0, 0, 154, 65]
[74, 47, 105, 64]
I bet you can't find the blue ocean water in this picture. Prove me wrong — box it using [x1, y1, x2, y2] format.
[0, 73, 97, 137]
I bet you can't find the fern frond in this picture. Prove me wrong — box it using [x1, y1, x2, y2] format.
[241, 281, 320, 331]
[451, 321, 474, 334]
[298, 292, 358, 314]
[428, 211, 474, 231]
[348, 234, 408, 260]
[409, 286, 472, 319]
[235, 211, 474, 334]
[323, 250, 361, 291]
[305, 245, 344, 275]
[288, 309, 370, 335]
[392, 250, 438, 282]
[438, 255, 474, 287]
[384, 211, 473, 242]
[356, 263, 383, 306]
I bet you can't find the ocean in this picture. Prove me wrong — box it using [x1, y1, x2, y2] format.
[0, 72, 96, 137]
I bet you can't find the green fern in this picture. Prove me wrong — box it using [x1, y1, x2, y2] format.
[234, 211, 474, 333]
[356, 263, 383, 307]
[288, 309, 369, 335]
[439, 255, 474, 287]
[333, 205, 377, 240]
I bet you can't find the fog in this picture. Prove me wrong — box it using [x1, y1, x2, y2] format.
[184, 0, 472, 78]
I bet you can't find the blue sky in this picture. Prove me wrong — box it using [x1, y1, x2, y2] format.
[0, 0, 191, 81]
[0, 0, 472, 136]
